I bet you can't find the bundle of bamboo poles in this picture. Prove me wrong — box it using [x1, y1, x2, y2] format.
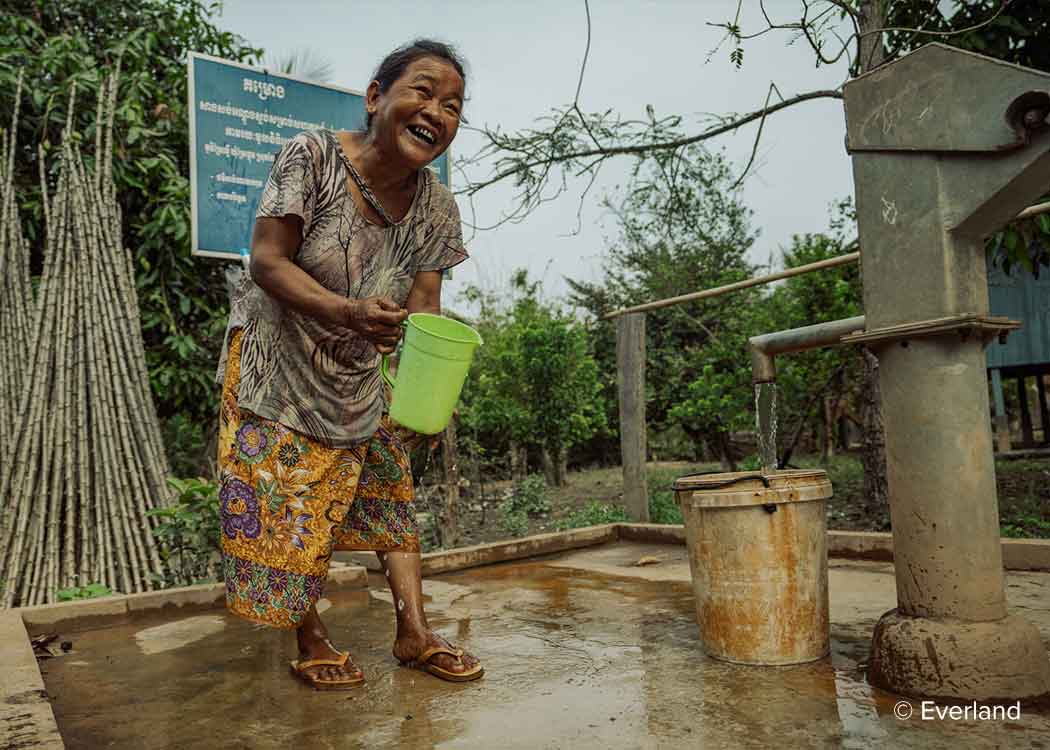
[0, 70, 33, 445]
[0, 69, 172, 607]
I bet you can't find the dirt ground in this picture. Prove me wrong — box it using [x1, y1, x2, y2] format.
[416, 453, 1050, 550]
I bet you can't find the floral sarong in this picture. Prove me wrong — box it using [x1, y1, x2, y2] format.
[218, 329, 419, 628]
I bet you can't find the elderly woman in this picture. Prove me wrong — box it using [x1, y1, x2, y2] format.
[216, 39, 481, 689]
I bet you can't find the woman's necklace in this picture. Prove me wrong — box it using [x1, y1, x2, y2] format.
[340, 151, 400, 227]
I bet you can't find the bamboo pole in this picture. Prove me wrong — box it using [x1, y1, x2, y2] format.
[2, 70, 170, 605]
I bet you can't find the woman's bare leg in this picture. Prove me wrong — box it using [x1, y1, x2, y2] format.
[377, 550, 480, 674]
[295, 604, 364, 682]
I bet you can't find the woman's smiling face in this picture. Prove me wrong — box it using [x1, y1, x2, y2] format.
[366, 56, 465, 172]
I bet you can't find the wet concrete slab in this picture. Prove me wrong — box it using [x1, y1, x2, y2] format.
[37, 542, 1050, 749]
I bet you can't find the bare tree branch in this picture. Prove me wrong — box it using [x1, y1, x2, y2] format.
[458, 88, 843, 198]
[732, 82, 783, 189]
[860, 0, 1009, 40]
[458, 0, 1001, 227]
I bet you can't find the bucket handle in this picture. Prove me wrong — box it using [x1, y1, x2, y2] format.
[379, 320, 408, 389]
[380, 355, 394, 389]
[673, 471, 772, 491]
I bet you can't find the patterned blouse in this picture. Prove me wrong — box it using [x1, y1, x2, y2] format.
[220, 129, 468, 447]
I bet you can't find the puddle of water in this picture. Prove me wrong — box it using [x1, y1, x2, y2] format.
[133, 615, 226, 656]
[40, 550, 1050, 750]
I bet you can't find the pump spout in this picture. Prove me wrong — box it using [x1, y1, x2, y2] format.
[749, 316, 866, 384]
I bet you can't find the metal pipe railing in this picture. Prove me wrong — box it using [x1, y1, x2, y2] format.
[1016, 200, 1050, 221]
[602, 251, 860, 320]
[602, 198, 1050, 322]
[749, 316, 866, 383]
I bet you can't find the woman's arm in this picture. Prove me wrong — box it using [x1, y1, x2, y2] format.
[405, 270, 443, 316]
[250, 215, 406, 353]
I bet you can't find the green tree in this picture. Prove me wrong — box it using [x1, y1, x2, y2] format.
[763, 208, 865, 465]
[460, 272, 606, 485]
[0, 1, 261, 475]
[569, 145, 759, 470]
[463, 0, 1049, 509]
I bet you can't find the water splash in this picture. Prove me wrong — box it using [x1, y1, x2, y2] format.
[415, 441, 443, 548]
[755, 382, 779, 473]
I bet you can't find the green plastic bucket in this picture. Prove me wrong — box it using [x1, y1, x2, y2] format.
[380, 313, 482, 435]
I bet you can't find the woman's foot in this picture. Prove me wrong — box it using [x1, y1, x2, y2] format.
[392, 628, 482, 679]
[294, 636, 364, 686]
[294, 606, 364, 687]
[377, 551, 483, 681]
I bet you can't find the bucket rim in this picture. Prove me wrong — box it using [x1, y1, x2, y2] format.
[671, 468, 828, 491]
[407, 312, 483, 346]
[673, 468, 832, 509]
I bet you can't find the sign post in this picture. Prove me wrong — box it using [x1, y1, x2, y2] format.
[188, 53, 449, 261]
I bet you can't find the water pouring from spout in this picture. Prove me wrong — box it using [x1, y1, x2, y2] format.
[754, 382, 778, 474]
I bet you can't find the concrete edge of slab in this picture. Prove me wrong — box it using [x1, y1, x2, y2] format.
[0, 611, 65, 749]
[422, 524, 618, 575]
[614, 524, 1050, 571]
[10, 527, 1046, 633]
[17, 563, 368, 632]
[340, 523, 620, 575]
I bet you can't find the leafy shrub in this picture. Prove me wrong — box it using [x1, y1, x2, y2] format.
[162, 414, 212, 478]
[1001, 516, 1050, 539]
[648, 490, 683, 525]
[56, 583, 112, 601]
[498, 506, 530, 537]
[556, 502, 628, 530]
[497, 474, 552, 537]
[507, 474, 552, 516]
[148, 477, 221, 587]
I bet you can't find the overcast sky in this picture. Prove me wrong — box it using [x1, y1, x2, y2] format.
[219, 0, 856, 310]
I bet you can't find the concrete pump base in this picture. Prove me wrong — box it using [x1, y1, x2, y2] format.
[868, 609, 1050, 702]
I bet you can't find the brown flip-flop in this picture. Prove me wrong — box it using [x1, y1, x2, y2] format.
[400, 645, 484, 683]
[289, 650, 365, 691]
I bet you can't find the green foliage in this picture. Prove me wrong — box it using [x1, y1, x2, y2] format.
[505, 474, 552, 516]
[886, 1, 1050, 73]
[1000, 516, 1050, 540]
[570, 145, 760, 468]
[497, 505, 529, 537]
[162, 412, 212, 477]
[0, 1, 262, 474]
[996, 459, 1050, 539]
[644, 464, 720, 524]
[555, 501, 628, 530]
[147, 477, 221, 587]
[647, 489, 682, 525]
[497, 474, 551, 537]
[760, 207, 865, 465]
[460, 272, 607, 472]
[56, 583, 113, 601]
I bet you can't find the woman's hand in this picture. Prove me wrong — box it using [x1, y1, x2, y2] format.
[250, 218, 407, 354]
[346, 297, 407, 355]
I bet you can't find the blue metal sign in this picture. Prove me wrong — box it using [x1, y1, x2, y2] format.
[188, 53, 450, 260]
